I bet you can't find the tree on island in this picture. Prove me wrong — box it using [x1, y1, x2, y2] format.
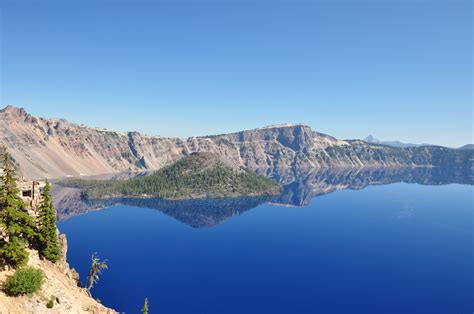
[0, 147, 37, 267]
[37, 179, 61, 262]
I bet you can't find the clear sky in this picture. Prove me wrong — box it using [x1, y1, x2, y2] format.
[1, 0, 472, 146]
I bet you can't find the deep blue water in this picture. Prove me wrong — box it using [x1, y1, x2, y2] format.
[57, 183, 473, 313]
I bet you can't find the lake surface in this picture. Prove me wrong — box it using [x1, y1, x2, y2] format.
[57, 170, 473, 313]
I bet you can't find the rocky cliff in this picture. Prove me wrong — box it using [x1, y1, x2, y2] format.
[0, 235, 116, 313]
[1, 105, 471, 179]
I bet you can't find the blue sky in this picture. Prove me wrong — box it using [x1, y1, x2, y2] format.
[1, 0, 471, 146]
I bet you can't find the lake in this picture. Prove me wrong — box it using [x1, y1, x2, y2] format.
[56, 169, 473, 313]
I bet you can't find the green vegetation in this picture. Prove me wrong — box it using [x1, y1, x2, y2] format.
[142, 297, 149, 314]
[67, 153, 280, 200]
[0, 237, 29, 268]
[47, 295, 57, 308]
[85, 253, 108, 293]
[0, 147, 62, 268]
[3, 266, 44, 296]
[0, 147, 37, 267]
[37, 180, 61, 263]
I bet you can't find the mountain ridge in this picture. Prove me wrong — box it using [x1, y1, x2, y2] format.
[458, 144, 474, 150]
[1, 105, 471, 179]
[363, 134, 436, 148]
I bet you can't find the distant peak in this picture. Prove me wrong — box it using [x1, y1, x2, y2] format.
[364, 135, 378, 143]
[458, 144, 474, 150]
[2, 104, 20, 112]
[1, 105, 29, 117]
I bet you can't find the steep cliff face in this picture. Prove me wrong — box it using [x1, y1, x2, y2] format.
[0, 236, 116, 313]
[1, 105, 471, 179]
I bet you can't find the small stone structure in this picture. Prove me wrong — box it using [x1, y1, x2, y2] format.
[0, 171, 45, 255]
[0, 168, 45, 212]
[18, 178, 45, 212]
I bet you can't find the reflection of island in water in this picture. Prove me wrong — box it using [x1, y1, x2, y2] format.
[53, 166, 473, 227]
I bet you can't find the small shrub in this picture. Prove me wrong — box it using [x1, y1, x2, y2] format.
[46, 299, 54, 308]
[46, 295, 57, 308]
[3, 267, 44, 296]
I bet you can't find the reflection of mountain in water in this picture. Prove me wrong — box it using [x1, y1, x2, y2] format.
[119, 197, 272, 227]
[53, 166, 472, 227]
[52, 185, 272, 226]
[273, 166, 473, 207]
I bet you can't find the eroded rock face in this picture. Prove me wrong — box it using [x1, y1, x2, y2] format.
[0, 244, 116, 313]
[0, 105, 471, 179]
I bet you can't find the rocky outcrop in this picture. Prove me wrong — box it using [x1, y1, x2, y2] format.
[1, 105, 471, 179]
[0, 236, 116, 313]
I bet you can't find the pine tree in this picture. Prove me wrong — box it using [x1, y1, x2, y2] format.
[141, 297, 149, 314]
[0, 236, 29, 267]
[37, 179, 61, 262]
[0, 147, 36, 267]
[85, 252, 108, 294]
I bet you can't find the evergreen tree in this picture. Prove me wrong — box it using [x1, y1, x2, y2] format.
[85, 252, 108, 294]
[0, 147, 36, 267]
[141, 298, 149, 314]
[37, 180, 61, 262]
[0, 237, 29, 267]
[67, 152, 280, 200]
